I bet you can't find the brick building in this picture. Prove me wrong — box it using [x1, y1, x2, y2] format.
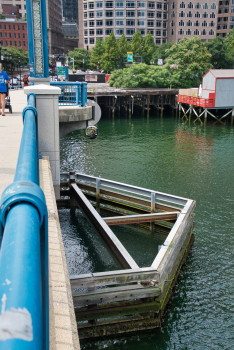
[0, 20, 28, 50]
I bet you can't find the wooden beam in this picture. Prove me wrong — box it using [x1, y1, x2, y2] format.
[103, 212, 179, 226]
[70, 183, 139, 270]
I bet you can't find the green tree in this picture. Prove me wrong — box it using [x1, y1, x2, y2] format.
[2, 47, 29, 71]
[205, 36, 231, 68]
[142, 32, 156, 65]
[90, 39, 105, 70]
[131, 31, 144, 59]
[100, 31, 120, 73]
[165, 36, 213, 88]
[68, 48, 91, 70]
[224, 29, 234, 67]
[117, 33, 131, 68]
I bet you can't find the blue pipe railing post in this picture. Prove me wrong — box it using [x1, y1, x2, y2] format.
[0, 94, 49, 349]
[50, 81, 87, 106]
[81, 82, 87, 107]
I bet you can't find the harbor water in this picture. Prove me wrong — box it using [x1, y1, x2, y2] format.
[59, 113, 234, 350]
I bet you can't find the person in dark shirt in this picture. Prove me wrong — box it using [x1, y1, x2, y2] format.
[0, 63, 10, 116]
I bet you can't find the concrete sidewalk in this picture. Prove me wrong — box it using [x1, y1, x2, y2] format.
[0, 88, 27, 197]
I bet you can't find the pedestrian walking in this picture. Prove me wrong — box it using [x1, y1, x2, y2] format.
[0, 63, 10, 116]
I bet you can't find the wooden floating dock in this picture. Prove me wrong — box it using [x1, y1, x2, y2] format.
[87, 85, 179, 117]
[57, 172, 195, 339]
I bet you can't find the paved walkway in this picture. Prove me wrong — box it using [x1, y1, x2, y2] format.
[0, 88, 26, 196]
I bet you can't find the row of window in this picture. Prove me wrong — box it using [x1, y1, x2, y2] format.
[84, 1, 167, 8]
[217, 16, 229, 21]
[171, 1, 217, 9]
[84, 19, 167, 27]
[172, 20, 215, 26]
[2, 41, 27, 47]
[84, 9, 168, 18]
[84, 28, 167, 35]
[170, 28, 214, 34]
[171, 11, 216, 18]
[219, 8, 230, 13]
[217, 23, 230, 28]
[0, 32, 26, 39]
[219, 1, 229, 5]
[84, 37, 167, 45]
[0, 24, 26, 30]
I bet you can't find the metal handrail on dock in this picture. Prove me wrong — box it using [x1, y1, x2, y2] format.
[50, 81, 87, 107]
[178, 94, 215, 107]
[0, 94, 48, 349]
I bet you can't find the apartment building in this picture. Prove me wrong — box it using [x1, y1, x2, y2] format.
[0, 0, 26, 19]
[0, 20, 28, 50]
[216, 0, 234, 37]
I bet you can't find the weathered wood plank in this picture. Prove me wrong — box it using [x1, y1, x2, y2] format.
[103, 212, 179, 226]
[70, 268, 159, 289]
[73, 284, 161, 307]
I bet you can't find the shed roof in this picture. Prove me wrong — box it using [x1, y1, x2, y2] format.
[206, 69, 234, 78]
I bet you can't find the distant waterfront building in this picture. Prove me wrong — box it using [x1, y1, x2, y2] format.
[62, 0, 79, 23]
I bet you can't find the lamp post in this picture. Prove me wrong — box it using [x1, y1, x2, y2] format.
[9, 54, 13, 89]
[3, 47, 7, 71]
[18, 56, 21, 87]
[0, 41, 2, 62]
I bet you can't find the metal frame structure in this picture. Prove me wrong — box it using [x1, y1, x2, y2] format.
[50, 81, 87, 107]
[60, 172, 195, 338]
[0, 94, 49, 349]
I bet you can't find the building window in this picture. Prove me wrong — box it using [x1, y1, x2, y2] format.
[163, 21, 167, 28]
[138, 19, 145, 25]
[0, 33, 2, 38]
[195, 11, 200, 17]
[84, 30, 88, 36]
[138, 10, 146, 16]
[178, 29, 184, 34]
[126, 1, 136, 7]
[188, 2, 193, 8]
[223, 16, 228, 21]
[138, 1, 146, 8]
[84, 12, 87, 18]
[157, 3, 162, 9]
[14, 41, 17, 46]
[96, 11, 103, 17]
[156, 38, 161, 44]
[13, 25, 15, 30]
[156, 11, 162, 18]
[140, 29, 145, 35]
[10, 41, 13, 46]
[186, 29, 192, 34]
[89, 29, 95, 35]
[148, 29, 154, 35]
[14, 33, 16, 38]
[8, 25, 11, 30]
[148, 11, 155, 17]
[84, 39, 88, 44]
[211, 3, 216, 9]
[5, 33, 7, 38]
[115, 1, 124, 7]
[223, 24, 227, 29]
[209, 29, 214, 34]
[195, 2, 201, 8]
[89, 38, 95, 44]
[201, 29, 206, 35]
[180, 1, 185, 8]
[163, 30, 167, 36]
[194, 29, 199, 34]
[171, 20, 175, 26]
[96, 20, 103, 26]
[209, 21, 215, 26]
[148, 2, 155, 8]
[89, 2, 94, 9]
[115, 19, 124, 25]
[147, 20, 155, 26]
[115, 28, 124, 35]
[156, 21, 162, 27]
[89, 20, 95, 26]
[89, 11, 95, 17]
[194, 20, 200, 26]
[105, 29, 112, 35]
[203, 3, 208, 9]
[96, 1, 103, 7]
[179, 11, 185, 17]
[187, 20, 192, 26]
[126, 28, 135, 35]
[171, 11, 175, 17]
[105, 1, 113, 7]
[9, 33, 11, 38]
[105, 10, 113, 16]
[202, 20, 207, 26]
[162, 38, 167, 44]
[18, 33, 21, 38]
[105, 19, 113, 25]
[5, 41, 8, 46]
[84, 3, 87, 9]
[171, 2, 176, 8]
[84, 21, 87, 27]
[164, 4, 168, 10]
[163, 13, 168, 19]
[126, 10, 135, 16]
[187, 11, 193, 17]
[4, 25, 6, 30]
[126, 19, 135, 25]
[210, 12, 216, 18]
[115, 10, 124, 16]
[18, 41, 21, 46]
[179, 20, 184, 26]
[170, 29, 174, 34]
[203, 12, 208, 18]
[156, 29, 162, 35]
[18, 25, 20, 30]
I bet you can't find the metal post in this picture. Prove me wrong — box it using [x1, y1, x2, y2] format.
[96, 178, 101, 213]
[150, 192, 155, 232]
[69, 171, 77, 213]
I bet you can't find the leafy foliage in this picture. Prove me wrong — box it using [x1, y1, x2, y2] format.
[90, 39, 105, 70]
[142, 32, 156, 65]
[205, 36, 232, 69]
[68, 48, 91, 70]
[165, 36, 213, 88]
[100, 31, 120, 73]
[2, 47, 29, 70]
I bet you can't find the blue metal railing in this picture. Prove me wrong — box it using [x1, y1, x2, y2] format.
[50, 81, 87, 107]
[0, 94, 48, 349]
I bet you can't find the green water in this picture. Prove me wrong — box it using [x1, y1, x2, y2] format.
[59, 114, 234, 350]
